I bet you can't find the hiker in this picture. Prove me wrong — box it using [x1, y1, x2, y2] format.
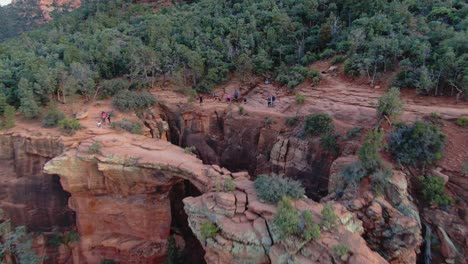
[106, 112, 111, 124]
[243, 97, 247, 104]
[199, 95, 203, 104]
[97, 121, 102, 128]
[234, 89, 239, 102]
[271, 94, 276, 107]
[101, 111, 106, 124]
[267, 96, 272, 107]
[226, 93, 231, 103]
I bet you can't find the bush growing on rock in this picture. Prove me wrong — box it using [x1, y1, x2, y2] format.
[42, 108, 65, 128]
[286, 116, 299, 127]
[183, 146, 196, 154]
[341, 162, 367, 188]
[58, 118, 81, 134]
[254, 174, 305, 204]
[112, 90, 156, 112]
[420, 176, 452, 207]
[200, 222, 219, 240]
[303, 113, 333, 136]
[455, 116, 468, 127]
[88, 141, 102, 154]
[320, 132, 340, 156]
[358, 129, 385, 172]
[302, 211, 321, 241]
[345, 127, 363, 140]
[332, 244, 350, 258]
[295, 93, 305, 105]
[389, 121, 445, 168]
[274, 197, 300, 238]
[321, 204, 338, 230]
[376, 87, 404, 121]
[224, 178, 235, 192]
[111, 119, 143, 134]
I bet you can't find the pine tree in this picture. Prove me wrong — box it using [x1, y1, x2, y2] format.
[18, 78, 40, 119]
[2, 104, 15, 129]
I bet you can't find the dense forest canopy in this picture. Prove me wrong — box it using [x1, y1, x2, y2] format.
[0, 0, 466, 117]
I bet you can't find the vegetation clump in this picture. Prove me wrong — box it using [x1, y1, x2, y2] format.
[455, 117, 468, 127]
[332, 244, 350, 258]
[286, 116, 300, 127]
[345, 127, 363, 140]
[420, 176, 452, 207]
[320, 133, 340, 156]
[88, 141, 102, 154]
[58, 118, 81, 134]
[42, 108, 65, 128]
[320, 204, 338, 230]
[99, 79, 130, 99]
[358, 129, 385, 172]
[254, 174, 305, 204]
[389, 121, 445, 168]
[1, 104, 15, 130]
[112, 90, 156, 112]
[303, 113, 333, 136]
[110, 119, 143, 134]
[295, 93, 305, 105]
[377, 87, 403, 121]
[200, 222, 219, 240]
[183, 146, 196, 154]
[274, 197, 321, 241]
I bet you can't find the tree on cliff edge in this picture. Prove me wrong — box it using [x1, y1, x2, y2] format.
[0, 210, 40, 264]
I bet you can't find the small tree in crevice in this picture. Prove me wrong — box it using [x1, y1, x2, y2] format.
[376, 87, 403, 123]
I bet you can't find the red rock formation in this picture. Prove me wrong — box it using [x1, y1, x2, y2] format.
[43, 134, 393, 263]
[11, 0, 81, 23]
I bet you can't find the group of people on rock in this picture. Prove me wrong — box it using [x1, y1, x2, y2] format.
[197, 88, 277, 108]
[97, 111, 112, 127]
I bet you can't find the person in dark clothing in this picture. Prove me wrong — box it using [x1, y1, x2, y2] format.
[267, 96, 272, 107]
[106, 112, 111, 123]
[101, 111, 106, 124]
[271, 95, 276, 107]
[234, 89, 239, 102]
[243, 97, 247, 104]
[199, 95, 203, 104]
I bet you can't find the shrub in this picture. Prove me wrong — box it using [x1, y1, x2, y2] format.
[100, 259, 116, 264]
[295, 93, 305, 104]
[286, 116, 299, 127]
[42, 108, 65, 128]
[184, 146, 196, 154]
[455, 117, 468, 127]
[88, 141, 101, 154]
[344, 58, 360, 77]
[303, 113, 333, 136]
[345, 127, 362, 140]
[200, 222, 219, 240]
[58, 118, 81, 134]
[254, 174, 305, 204]
[224, 177, 235, 192]
[0, 92, 7, 115]
[1, 104, 15, 129]
[307, 68, 321, 85]
[332, 244, 349, 258]
[370, 168, 393, 195]
[462, 162, 468, 176]
[274, 197, 300, 238]
[389, 121, 445, 168]
[321, 204, 338, 230]
[331, 56, 346, 65]
[238, 106, 245, 115]
[320, 133, 340, 156]
[100, 79, 130, 99]
[421, 176, 453, 207]
[377, 87, 404, 121]
[110, 119, 143, 134]
[188, 89, 197, 103]
[112, 90, 156, 112]
[276, 65, 309, 89]
[341, 162, 367, 187]
[303, 211, 321, 241]
[264, 117, 273, 126]
[358, 129, 385, 172]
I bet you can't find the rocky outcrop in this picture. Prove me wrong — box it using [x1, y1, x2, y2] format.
[11, 0, 81, 23]
[325, 156, 422, 264]
[43, 134, 392, 263]
[0, 132, 74, 232]
[184, 177, 388, 264]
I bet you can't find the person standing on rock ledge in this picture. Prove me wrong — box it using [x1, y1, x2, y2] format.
[101, 111, 107, 125]
[106, 112, 112, 124]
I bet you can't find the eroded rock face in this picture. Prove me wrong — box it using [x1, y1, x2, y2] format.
[0, 133, 74, 231]
[11, 0, 81, 23]
[43, 134, 391, 264]
[325, 156, 422, 264]
[184, 177, 389, 264]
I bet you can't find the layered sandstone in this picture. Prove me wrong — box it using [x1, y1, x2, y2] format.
[43, 134, 392, 263]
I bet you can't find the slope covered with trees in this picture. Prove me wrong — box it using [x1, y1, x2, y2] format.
[0, 0, 466, 117]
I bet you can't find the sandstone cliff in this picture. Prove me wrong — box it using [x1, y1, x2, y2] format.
[42, 133, 392, 263]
